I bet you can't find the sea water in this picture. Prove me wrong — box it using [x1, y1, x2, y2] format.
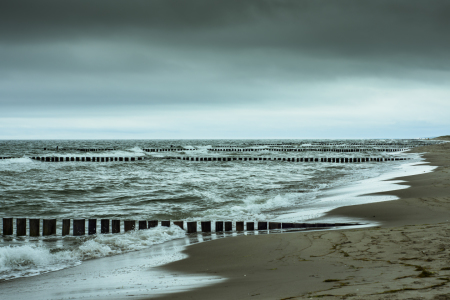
[0, 139, 436, 282]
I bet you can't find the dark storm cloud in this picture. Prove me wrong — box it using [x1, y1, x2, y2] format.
[2, 0, 450, 57]
[1, 0, 450, 123]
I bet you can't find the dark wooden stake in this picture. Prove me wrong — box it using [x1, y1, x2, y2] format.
[225, 221, 232, 232]
[258, 222, 268, 230]
[173, 221, 184, 229]
[101, 219, 110, 233]
[43, 219, 57, 236]
[236, 221, 244, 231]
[201, 221, 211, 232]
[187, 221, 197, 233]
[124, 220, 135, 232]
[148, 220, 158, 228]
[246, 222, 255, 231]
[62, 219, 70, 236]
[2, 218, 13, 235]
[215, 221, 224, 232]
[112, 220, 120, 233]
[73, 219, 85, 236]
[30, 219, 40, 236]
[282, 222, 294, 229]
[88, 219, 97, 235]
[269, 222, 281, 230]
[138, 220, 147, 230]
[16, 218, 26, 236]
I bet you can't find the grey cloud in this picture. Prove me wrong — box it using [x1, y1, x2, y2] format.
[2, 0, 450, 57]
[1, 0, 450, 115]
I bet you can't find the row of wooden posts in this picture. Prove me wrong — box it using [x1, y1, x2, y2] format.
[208, 148, 408, 152]
[1, 218, 355, 236]
[228, 142, 434, 147]
[7, 156, 411, 163]
[177, 157, 410, 162]
[30, 157, 145, 162]
[142, 147, 411, 152]
[144, 149, 196, 152]
[44, 148, 116, 151]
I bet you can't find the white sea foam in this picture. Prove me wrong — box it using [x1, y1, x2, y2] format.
[0, 157, 33, 164]
[75, 226, 186, 259]
[0, 245, 79, 281]
[187, 192, 312, 221]
[0, 226, 186, 281]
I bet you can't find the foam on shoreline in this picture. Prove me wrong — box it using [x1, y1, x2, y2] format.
[0, 226, 186, 282]
[271, 157, 435, 224]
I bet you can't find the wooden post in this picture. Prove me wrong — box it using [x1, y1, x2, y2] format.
[258, 222, 267, 230]
[282, 222, 294, 229]
[201, 221, 211, 232]
[101, 219, 109, 234]
[30, 219, 40, 236]
[246, 222, 255, 231]
[215, 221, 224, 232]
[43, 219, 56, 235]
[295, 223, 307, 228]
[173, 221, 184, 229]
[161, 220, 170, 227]
[236, 221, 244, 231]
[112, 220, 120, 233]
[16, 218, 26, 236]
[269, 222, 281, 230]
[187, 221, 197, 233]
[62, 219, 70, 236]
[225, 221, 232, 231]
[3, 218, 13, 235]
[73, 219, 85, 236]
[88, 219, 97, 235]
[138, 220, 147, 230]
[124, 220, 135, 232]
[148, 220, 158, 228]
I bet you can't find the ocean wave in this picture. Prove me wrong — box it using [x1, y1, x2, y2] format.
[0, 157, 33, 164]
[74, 226, 186, 259]
[0, 226, 186, 281]
[186, 192, 312, 221]
[0, 245, 79, 281]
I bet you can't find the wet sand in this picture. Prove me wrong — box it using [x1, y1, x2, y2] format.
[154, 138, 450, 300]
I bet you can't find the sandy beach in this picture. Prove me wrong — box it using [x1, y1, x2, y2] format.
[154, 137, 450, 300]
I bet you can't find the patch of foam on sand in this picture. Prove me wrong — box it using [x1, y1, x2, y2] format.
[272, 159, 436, 223]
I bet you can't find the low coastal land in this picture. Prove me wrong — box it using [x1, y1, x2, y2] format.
[155, 137, 450, 300]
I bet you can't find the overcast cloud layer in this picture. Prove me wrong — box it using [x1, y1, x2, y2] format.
[1, 0, 449, 139]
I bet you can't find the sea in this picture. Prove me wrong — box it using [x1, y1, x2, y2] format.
[0, 139, 438, 286]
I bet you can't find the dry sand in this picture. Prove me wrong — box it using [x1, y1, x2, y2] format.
[153, 138, 450, 300]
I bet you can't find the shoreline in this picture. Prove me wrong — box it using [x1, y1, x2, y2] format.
[152, 140, 450, 300]
[1, 140, 448, 299]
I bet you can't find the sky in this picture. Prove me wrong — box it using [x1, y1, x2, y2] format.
[1, 0, 450, 139]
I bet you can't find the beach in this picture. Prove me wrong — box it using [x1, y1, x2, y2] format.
[154, 138, 450, 300]
[0, 139, 448, 300]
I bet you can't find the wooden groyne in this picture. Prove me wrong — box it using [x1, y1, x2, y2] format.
[214, 142, 438, 147]
[30, 157, 145, 162]
[208, 148, 409, 152]
[1, 218, 359, 236]
[26, 156, 410, 163]
[44, 148, 116, 151]
[175, 157, 410, 162]
[143, 148, 196, 152]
